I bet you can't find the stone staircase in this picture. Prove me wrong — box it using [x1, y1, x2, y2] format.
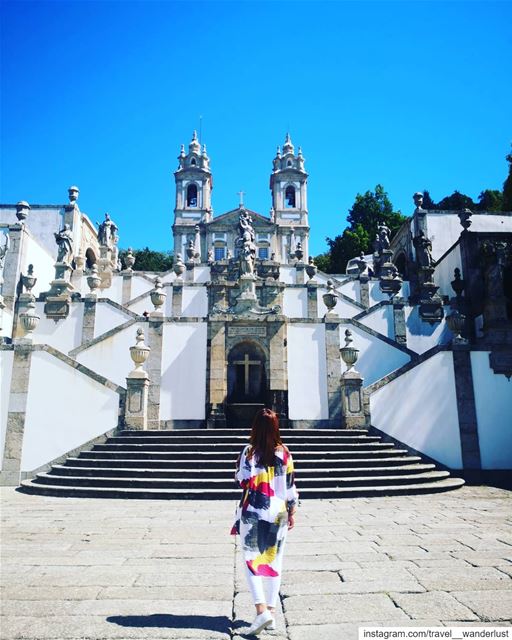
[19, 428, 465, 499]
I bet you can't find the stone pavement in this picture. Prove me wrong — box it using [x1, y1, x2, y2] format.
[1, 485, 511, 640]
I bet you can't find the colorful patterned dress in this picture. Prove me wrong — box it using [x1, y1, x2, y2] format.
[230, 444, 299, 577]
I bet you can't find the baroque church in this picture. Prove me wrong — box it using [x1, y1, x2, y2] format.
[0, 132, 511, 498]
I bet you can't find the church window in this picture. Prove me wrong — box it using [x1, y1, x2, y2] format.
[287, 160, 292, 167]
[190, 158, 196, 166]
[214, 247, 226, 261]
[285, 185, 296, 208]
[186, 183, 198, 207]
[258, 247, 269, 260]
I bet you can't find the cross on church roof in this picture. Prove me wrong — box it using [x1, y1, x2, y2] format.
[237, 190, 245, 207]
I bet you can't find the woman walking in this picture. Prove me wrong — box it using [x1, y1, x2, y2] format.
[231, 408, 299, 635]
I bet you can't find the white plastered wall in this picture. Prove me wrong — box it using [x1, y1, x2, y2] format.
[405, 306, 452, 354]
[471, 351, 512, 469]
[283, 289, 307, 318]
[0, 308, 14, 339]
[99, 276, 123, 304]
[22, 234, 55, 297]
[130, 275, 154, 299]
[0, 350, 14, 469]
[76, 323, 136, 387]
[370, 351, 463, 469]
[287, 324, 328, 420]
[33, 301, 85, 353]
[342, 324, 410, 386]
[94, 303, 134, 338]
[369, 280, 410, 306]
[160, 323, 207, 420]
[338, 280, 360, 304]
[279, 266, 295, 284]
[317, 288, 360, 318]
[182, 287, 208, 317]
[21, 350, 120, 472]
[433, 243, 462, 298]
[358, 305, 394, 339]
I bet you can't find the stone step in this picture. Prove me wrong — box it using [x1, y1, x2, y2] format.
[50, 463, 437, 479]
[92, 442, 394, 452]
[78, 448, 410, 460]
[19, 476, 466, 500]
[107, 434, 382, 445]
[115, 429, 370, 437]
[33, 470, 451, 489]
[66, 455, 423, 469]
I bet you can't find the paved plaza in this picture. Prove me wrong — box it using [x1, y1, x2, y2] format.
[1, 485, 511, 640]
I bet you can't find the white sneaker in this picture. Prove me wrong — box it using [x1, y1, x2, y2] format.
[247, 610, 273, 635]
[267, 616, 276, 630]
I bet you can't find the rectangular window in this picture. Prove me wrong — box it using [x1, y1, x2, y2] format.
[214, 247, 226, 261]
[258, 247, 269, 260]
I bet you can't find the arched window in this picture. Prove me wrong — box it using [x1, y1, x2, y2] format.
[190, 158, 196, 166]
[285, 185, 296, 208]
[85, 248, 97, 270]
[287, 160, 292, 167]
[186, 183, 198, 207]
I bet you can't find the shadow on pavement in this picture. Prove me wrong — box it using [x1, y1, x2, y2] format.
[107, 614, 231, 632]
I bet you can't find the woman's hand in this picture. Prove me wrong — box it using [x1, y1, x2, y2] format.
[288, 512, 295, 530]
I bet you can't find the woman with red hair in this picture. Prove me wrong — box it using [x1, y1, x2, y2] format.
[231, 408, 299, 635]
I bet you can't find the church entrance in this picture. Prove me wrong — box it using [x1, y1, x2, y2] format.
[226, 341, 267, 428]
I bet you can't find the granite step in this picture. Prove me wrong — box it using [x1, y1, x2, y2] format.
[92, 442, 394, 452]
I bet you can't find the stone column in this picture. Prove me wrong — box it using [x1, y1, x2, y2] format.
[392, 299, 407, 346]
[2, 222, 29, 310]
[452, 346, 481, 473]
[1, 343, 33, 485]
[207, 321, 227, 428]
[339, 329, 366, 429]
[307, 282, 318, 319]
[325, 318, 342, 426]
[146, 316, 163, 429]
[172, 282, 183, 317]
[122, 273, 133, 305]
[81, 296, 97, 344]
[359, 275, 370, 309]
[295, 263, 305, 285]
[124, 328, 150, 431]
[71, 254, 85, 291]
[269, 320, 288, 427]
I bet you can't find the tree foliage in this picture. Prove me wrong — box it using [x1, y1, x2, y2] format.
[477, 189, 503, 212]
[503, 147, 512, 211]
[316, 185, 406, 274]
[118, 247, 173, 272]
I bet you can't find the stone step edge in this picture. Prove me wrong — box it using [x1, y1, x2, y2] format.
[93, 442, 395, 449]
[34, 470, 451, 484]
[78, 449, 413, 457]
[108, 435, 380, 441]
[19, 476, 466, 498]
[68, 455, 422, 464]
[51, 463, 436, 474]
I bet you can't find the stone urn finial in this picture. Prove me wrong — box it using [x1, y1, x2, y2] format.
[68, 186, 79, 204]
[458, 208, 473, 231]
[86, 264, 101, 295]
[174, 253, 185, 279]
[129, 328, 151, 373]
[306, 256, 317, 280]
[340, 329, 359, 371]
[322, 279, 338, 314]
[413, 192, 424, 210]
[150, 276, 166, 312]
[21, 264, 37, 295]
[125, 248, 135, 272]
[295, 241, 304, 262]
[19, 297, 40, 339]
[16, 201, 30, 222]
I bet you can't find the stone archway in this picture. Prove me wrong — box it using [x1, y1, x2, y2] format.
[226, 341, 268, 427]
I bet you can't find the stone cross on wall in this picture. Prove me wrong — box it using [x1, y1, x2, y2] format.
[233, 353, 261, 395]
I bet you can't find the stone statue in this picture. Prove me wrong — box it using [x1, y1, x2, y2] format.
[236, 210, 256, 276]
[54, 224, 74, 264]
[414, 231, 433, 268]
[378, 223, 391, 251]
[413, 192, 424, 210]
[97, 213, 118, 249]
[0, 233, 9, 271]
[207, 249, 214, 264]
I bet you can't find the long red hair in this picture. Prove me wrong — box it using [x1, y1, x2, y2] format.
[248, 408, 284, 467]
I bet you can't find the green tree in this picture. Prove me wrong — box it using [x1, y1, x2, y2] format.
[421, 190, 437, 209]
[119, 247, 173, 272]
[503, 147, 512, 211]
[317, 185, 406, 274]
[476, 189, 504, 212]
[436, 190, 475, 210]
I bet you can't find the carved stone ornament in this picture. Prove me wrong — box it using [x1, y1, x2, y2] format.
[68, 185, 79, 204]
[87, 264, 102, 294]
[322, 280, 338, 314]
[306, 256, 318, 280]
[458, 208, 473, 231]
[125, 248, 135, 271]
[173, 253, 186, 278]
[21, 264, 37, 295]
[16, 201, 30, 222]
[150, 276, 167, 312]
[129, 328, 151, 373]
[340, 329, 359, 371]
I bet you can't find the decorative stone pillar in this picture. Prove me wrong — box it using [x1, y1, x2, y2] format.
[339, 329, 366, 429]
[44, 224, 75, 319]
[172, 283, 183, 317]
[306, 282, 318, 319]
[392, 298, 407, 346]
[359, 274, 370, 309]
[1, 342, 33, 485]
[146, 316, 163, 429]
[325, 317, 342, 426]
[121, 248, 135, 304]
[452, 346, 481, 472]
[124, 328, 151, 431]
[71, 253, 85, 290]
[268, 320, 288, 427]
[2, 209, 30, 310]
[16, 265, 40, 342]
[207, 321, 227, 428]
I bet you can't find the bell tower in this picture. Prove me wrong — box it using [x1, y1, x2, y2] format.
[172, 131, 212, 260]
[270, 133, 309, 262]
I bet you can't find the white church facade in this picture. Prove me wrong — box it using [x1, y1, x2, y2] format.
[1, 132, 511, 495]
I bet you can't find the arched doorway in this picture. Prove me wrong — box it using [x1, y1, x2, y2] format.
[226, 341, 268, 427]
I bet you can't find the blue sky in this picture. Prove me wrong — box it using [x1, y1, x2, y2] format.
[1, 0, 511, 256]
